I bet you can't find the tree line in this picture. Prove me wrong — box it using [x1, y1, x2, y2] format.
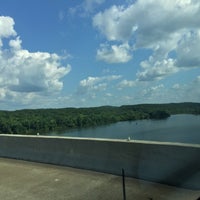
[0, 102, 199, 135]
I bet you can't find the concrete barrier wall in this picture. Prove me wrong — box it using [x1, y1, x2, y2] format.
[0, 134, 199, 190]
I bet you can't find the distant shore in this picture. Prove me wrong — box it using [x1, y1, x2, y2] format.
[0, 102, 199, 135]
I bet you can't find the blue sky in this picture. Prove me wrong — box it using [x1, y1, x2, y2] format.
[0, 0, 200, 110]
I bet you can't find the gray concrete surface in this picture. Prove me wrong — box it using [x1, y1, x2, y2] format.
[0, 158, 199, 200]
[0, 135, 200, 189]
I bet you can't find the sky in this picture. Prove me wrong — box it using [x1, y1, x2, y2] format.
[0, 0, 200, 110]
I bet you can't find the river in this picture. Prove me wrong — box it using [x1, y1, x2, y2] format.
[48, 114, 200, 144]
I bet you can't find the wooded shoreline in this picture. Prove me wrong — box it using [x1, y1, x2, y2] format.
[0, 102, 199, 135]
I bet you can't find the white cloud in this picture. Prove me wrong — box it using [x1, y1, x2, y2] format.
[1, 44, 71, 93]
[77, 75, 121, 95]
[79, 75, 121, 88]
[9, 36, 22, 50]
[0, 16, 16, 38]
[93, 0, 200, 80]
[79, 76, 102, 88]
[106, 75, 122, 81]
[75, 75, 200, 106]
[84, 0, 105, 12]
[93, 5, 127, 41]
[176, 30, 200, 68]
[93, 0, 200, 44]
[96, 43, 132, 63]
[138, 76, 200, 103]
[143, 84, 164, 95]
[0, 88, 6, 100]
[0, 16, 17, 47]
[118, 79, 136, 89]
[185, 76, 200, 101]
[68, 0, 105, 17]
[137, 58, 178, 81]
[170, 77, 200, 102]
[0, 16, 71, 108]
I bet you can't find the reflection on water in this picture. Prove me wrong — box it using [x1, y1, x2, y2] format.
[49, 114, 200, 144]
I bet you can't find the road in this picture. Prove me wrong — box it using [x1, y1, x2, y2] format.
[0, 158, 199, 200]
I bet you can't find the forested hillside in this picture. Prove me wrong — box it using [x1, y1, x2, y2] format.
[0, 102, 199, 135]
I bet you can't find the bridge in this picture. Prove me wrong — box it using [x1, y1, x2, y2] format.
[0, 134, 199, 199]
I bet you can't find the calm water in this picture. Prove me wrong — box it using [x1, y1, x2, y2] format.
[49, 114, 200, 144]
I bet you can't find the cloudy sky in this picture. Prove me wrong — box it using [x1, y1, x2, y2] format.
[0, 0, 200, 110]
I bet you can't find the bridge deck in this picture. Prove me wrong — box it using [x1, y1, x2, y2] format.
[0, 157, 199, 200]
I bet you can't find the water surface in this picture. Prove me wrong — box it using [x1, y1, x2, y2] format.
[49, 114, 200, 144]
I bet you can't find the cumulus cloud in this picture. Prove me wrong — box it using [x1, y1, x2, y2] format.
[142, 84, 164, 96]
[0, 16, 71, 106]
[96, 43, 132, 63]
[0, 16, 16, 38]
[93, 0, 200, 79]
[176, 30, 200, 68]
[118, 79, 136, 89]
[93, 5, 128, 41]
[93, 0, 200, 44]
[137, 58, 178, 81]
[0, 16, 17, 47]
[77, 75, 121, 95]
[137, 76, 200, 103]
